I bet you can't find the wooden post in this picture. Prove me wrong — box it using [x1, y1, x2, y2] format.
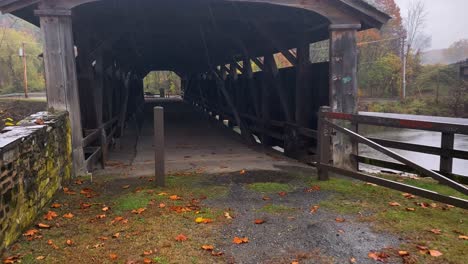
[264, 53, 293, 122]
[329, 24, 360, 171]
[317, 106, 331, 180]
[440, 132, 454, 174]
[154, 106, 165, 187]
[35, 8, 85, 176]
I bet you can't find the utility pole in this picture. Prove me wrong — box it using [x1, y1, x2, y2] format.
[19, 42, 29, 98]
[401, 36, 407, 100]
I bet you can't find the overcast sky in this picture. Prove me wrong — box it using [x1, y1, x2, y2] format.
[394, 0, 468, 50]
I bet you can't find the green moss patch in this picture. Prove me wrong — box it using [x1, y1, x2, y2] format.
[247, 182, 293, 194]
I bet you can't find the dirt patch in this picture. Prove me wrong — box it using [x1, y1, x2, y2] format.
[0, 99, 46, 130]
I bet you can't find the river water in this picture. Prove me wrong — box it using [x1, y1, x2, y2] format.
[358, 112, 468, 177]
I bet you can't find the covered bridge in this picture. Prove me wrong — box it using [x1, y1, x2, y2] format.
[0, 0, 390, 176]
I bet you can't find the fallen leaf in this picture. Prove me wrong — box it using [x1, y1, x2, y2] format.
[211, 251, 224, 256]
[224, 212, 233, 219]
[195, 217, 213, 224]
[335, 218, 346, 223]
[44, 211, 58, 220]
[278, 192, 287, 197]
[201, 245, 214, 251]
[96, 214, 106, 219]
[398, 251, 410, 257]
[51, 203, 62, 208]
[35, 118, 45, 125]
[159, 203, 166, 208]
[122, 185, 130, 189]
[131, 208, 146, 214]
[240, 170, 246, 175]
[112, 233, 120, 238]
[74, 179, 83, 185]
[66, 239, 73, 246]
[402, 193, 416, 199]
[143, 258, 152, 264]
[63, 213, 74, 219]
[430, 229, 442, 234]
[254, 219, 265, 224]
[416, 245, 428, 250]
[459, 235, 468, 240]
[232, 237, 249, 244]
[365, 182, 378, 187]
[142, 250, 154, 256]
[291, 261, 299, 264]
[36, 256, 45, 260]
[310, 205, 319, 213]
[389, 202, 401, 207]
[80, 203, 92, 209]
[262, 196, 271, 201]
[102, 207, 110, 212]
[169, 195, 181, 200]
[109, 253, 118, 260]
[37, 223, 51, 229]
[23, 229, 39, 237]
[175, 234, 188, 241]
[305, 185, 321, 192]
[429, 250, 443, 257]
[405, 207, 415, 211]
[349, 257, 356, 263]
[98, 236, 109, 241]
[368, 251, 389, 261]
[158, 192, 168, 196]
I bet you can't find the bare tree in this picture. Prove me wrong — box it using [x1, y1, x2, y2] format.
[404, 0, 431, 58]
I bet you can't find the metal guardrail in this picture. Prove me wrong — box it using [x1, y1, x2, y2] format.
[317, 106, 468, 209]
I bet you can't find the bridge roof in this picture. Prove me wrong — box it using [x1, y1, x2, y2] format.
[0, 0, 390, 75]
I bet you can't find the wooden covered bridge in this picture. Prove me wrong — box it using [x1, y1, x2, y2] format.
[0, 0, 390, 175]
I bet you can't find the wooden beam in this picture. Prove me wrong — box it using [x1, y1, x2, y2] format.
[251, 57, 265, 71]
[280, 49, 297, 66]
[264, 53, 293, 122]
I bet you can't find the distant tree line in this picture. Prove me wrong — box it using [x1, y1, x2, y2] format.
[143, 71, 181, 95]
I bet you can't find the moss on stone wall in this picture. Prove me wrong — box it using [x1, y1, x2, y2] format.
[0, 112, 72, 251]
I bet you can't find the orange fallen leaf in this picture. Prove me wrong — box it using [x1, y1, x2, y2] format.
[109, 253, 118, 260]
[262, 196, 271, 201]
[291, 261, 299, 264]
[51, 203, 61, 208]
[98, 236, 109, 241]
[80, 203, 92, 209]
[254, 219, 265, 224]
[131, 208, 146, 214]
[335, 218, 346, 223]
[175, 234, 188, 241]
[305, 185, 321, 192]
[169, 195, 181, 200]
[201, 245, 214, 251]
[66, 239, 73, 246]
[232, 237, 249, 244]
[224, 212, 233, 219]
[112, 232, 120, 238]
[310, 205, 319, 213]
[122, 185, 130, 189]
[143, 250, 154, 256]
[278, 192, 287, 197]
[389, 202, 401, 207]
[44, 211, 58, 220]
[63, 213, 74, 219]
[143, 258, 152, 264]
[23, 229, 39, 237]
[63, 187, 76, 195]
[36, 256, 45, 260]
[368, 251, 389, 261]
[398, 251, 410, 257]
[406, 207, 415, 211]
[96, 214, 106, 219]
[159, 203, 166, 208]
[211, 251, 224, 256]
[195, 217, 213, 224]
[402, 193, 416, 199]
[102, 207, 110, 212]
[430, 229, 442, 234]
[37, 223, 51, 229]
[429, 250, 443, 257]
[459, 235, 468, 240]
[74, 179, 83, 185]
[240, 170, 246, 175]
[349, 257, 356, 263]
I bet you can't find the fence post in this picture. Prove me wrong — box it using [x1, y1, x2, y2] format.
[440, 132, 454, 174]
[154, 106, 165, 187]
[317, 106, 331, 180]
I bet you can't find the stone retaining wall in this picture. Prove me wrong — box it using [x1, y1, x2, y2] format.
[0, 112, 72, 251]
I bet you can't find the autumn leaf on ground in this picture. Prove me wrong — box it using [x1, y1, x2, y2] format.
[122, 185, 130, 189]
[232, 237, 249, 244]
[23, 229, 39, 237]
[74, 179, 83, 185]
[175, 234, 188, 241]
[169, 195, 181, 200]
[429, 250, 443, 257]
[63, 213, 74, 219]
[36, 256, 45, 260]
[63, 187, 76, 195]
[109, 253, 118, 260]
[51, 203, 61, 208]
[2, 255, 20, 264]
[335, 218, 346, 223]
[310, 205, 319, 214]
[159, 203, 166, 208]
[102, 206, 110, 212]
[262, 196, 271, 201]
[305, 185, 321, 192]
[349, 257, 356, 263]
[112, 232, 120, 238]
[211, 251, 224, 256]
[142, 250, 154, 256]
[405, 207, 415, 211]
[131, 208, 146, 214]
[111, 216, 127, 224]
[37, 223, 51, 229]
[201, 245, 214, 251]
[195, 217, 213, 224]
[368, 251, 389, 261]
[459, 235, 468, 240]
[240, 169, 246, 175]
[44, 211, 58, 220]
[96, 214, 106, 219]
[66, 239, 73, 246]
[429, 229, 442, 234]
[80, 203, 92, 209]
[402, 193, 416, 199]
[291, 261, 299, 264]
[254, 219, 265, 224]
[398, 251, 410, 257]
[158, 192, 168, 196]
[224, 212, 233, 219]
[278, 192, 287, 197]
[143, 258, 152, 264]
[388, 202, 401, 207]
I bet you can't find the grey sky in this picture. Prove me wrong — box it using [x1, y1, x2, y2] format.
[394, 0, 468, 50]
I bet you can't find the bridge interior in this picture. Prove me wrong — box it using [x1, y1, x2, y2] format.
[0, 0, 390, 175]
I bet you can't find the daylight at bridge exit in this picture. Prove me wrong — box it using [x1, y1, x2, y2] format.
[0, 0, 467, 263]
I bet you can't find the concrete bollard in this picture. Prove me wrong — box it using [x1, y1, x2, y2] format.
[154, 106, 165, 187]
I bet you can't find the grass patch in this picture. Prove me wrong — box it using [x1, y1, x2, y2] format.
[258, 204, 296, 214]
[308, 176, 468, 264]
[247, 182, 293, 194]
[114, 192, 153, 213]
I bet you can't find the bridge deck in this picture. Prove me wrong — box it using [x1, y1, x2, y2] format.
[99, 98, 308, 178]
